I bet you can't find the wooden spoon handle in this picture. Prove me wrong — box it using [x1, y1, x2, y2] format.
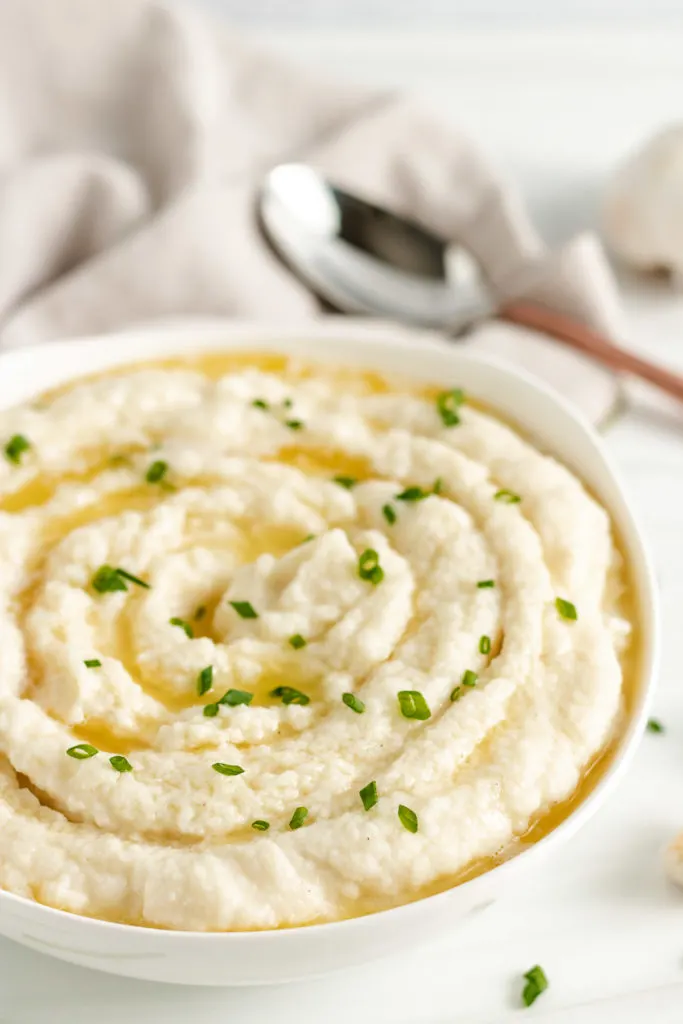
[499, 300, 683, 404]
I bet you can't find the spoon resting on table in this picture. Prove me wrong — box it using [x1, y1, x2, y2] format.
[260, 163, 683, 405]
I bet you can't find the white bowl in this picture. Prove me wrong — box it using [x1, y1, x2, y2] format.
[0, 319, 659, 986]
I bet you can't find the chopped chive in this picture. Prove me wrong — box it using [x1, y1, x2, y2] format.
[283, 398, 293, 409]
[110, 755, 133, 773]
[436, 388, 465, 427]
[360, 781, 378, 811]
[494, 489, 521, 504]
[477, 579, 495, 589]
[397, 690, 431, 721]
[145, 459, 168, 483]
[450, 685, 463, 702]
[285, 419, 304, 431]
[115, 567, 150, 590]
[398, 804, 418, 833]
[83, 659, 102, 669]
[333, 475, 357, 489]
[479, 635, 491, 655]
[358, 548, 384, 585]
[170, 617, 194, 638]
[395, 486, 429, 502]
[66, 743, 99, 760]
[212, 762, 245, 776]
[252, 398, 269, 410]
[194, 604, 207, 621]
[555, 597, 578, 621]
[229, 600, 258, 619]
[4, 434, 31, 465]
[462, 670, 478, 687]
[647, 718, 665, 734]
[197, 665, 213, 696]
[91, 565, 128, 593]
[433, 477, 443, 495]
[289, 633, 307, 650]
[252, 820, 270, 831]
[300, 534, 315, 545]
[270, 685, 310, 706]
[289, 806, 308, 830]
[203, 703, 219, 717]
[522, 965, 548, 1007]
[382, 503, 397, 525]
[342, 692, 366, 714]
[218, 689, 253, 707]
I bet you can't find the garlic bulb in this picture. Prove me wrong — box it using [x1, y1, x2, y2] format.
[603, 124, 683, 277]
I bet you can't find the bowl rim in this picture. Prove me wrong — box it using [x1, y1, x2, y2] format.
[0, 318, 660, 945]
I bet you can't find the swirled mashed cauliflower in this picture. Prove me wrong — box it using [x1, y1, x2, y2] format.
[0, 354, 632, 931]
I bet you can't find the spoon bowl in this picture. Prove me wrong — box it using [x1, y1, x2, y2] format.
[260, 163, 491, 330]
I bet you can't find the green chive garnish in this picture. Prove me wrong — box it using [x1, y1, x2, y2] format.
[110, 755, 133, 773]
[462, 670, 478, 687]
[170, 617, 194, 638]
[358, 548, 384, 585]
[218, 689, 253, 707]
[333, 475, 356, 489]
[252, 820, 270, 831]
[116, 567, 150, 589]
[83, 659, 101, 668]
[395, 486, 429, 502]
[229, 600, 258, 619]
[289, 634, 307, 650]
[450, 686, 463, 702]
[398, 804, 418, 833]
[342, 692, 366, 714]
[494, 489, 521, 504]
[477, 579, 495, 589]
[145, 460, 168, 483]
[203, 703, 219, 717]
[194, 604, 207, 621]
[555, 597, 577, 621]
[382, 503, 397, 525]
[285, 419, 304, 431]
[300, 534, 315, 545]
[289, 806, 308, 830]
[436, 388, 465, 427]
[252, 398, 269, 410]
[360, 781, 378, 811]
[479, 635, 491, 655]
[66, 743, 98, 760]
[433, 477, 443, 494]
[212, 763, 245, 776]
[197, 665, 213, 696]
[397, 690, 431, 721]
[647, 718, 665, 734]
[283, 398, 293, 409]
[270, 685, 310, 706]
[522, 965, 548, 1007]
[4, 434, 31, 464]
[91, 565, 128, 593]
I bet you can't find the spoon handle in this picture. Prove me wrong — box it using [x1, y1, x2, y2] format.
[499, 300, 683, 404]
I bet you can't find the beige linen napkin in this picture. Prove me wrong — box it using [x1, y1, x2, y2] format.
[0, 0, 622, 422]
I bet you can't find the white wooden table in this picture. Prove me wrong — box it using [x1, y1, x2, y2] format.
[2, 29, 683, 1024]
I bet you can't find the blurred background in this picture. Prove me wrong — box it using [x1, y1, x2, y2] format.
[198, 0, 682, 25]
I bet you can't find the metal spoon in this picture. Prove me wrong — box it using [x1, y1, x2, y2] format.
[260, 162, 683, 404]
[259, 162, 491, 333]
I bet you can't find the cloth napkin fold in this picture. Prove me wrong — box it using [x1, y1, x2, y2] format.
[0, 0, 622, 422]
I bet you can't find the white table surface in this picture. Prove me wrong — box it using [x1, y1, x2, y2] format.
[3, 28, 683, 1024]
